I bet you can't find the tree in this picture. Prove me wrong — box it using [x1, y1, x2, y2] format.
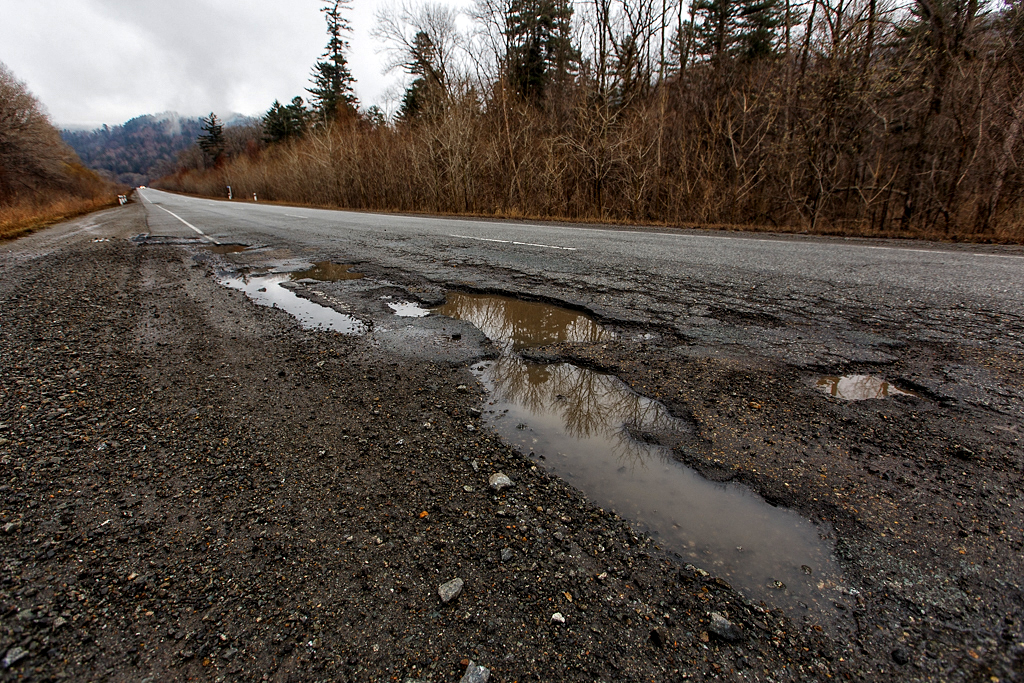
[264, 97, 309, 143]
[504, 0, 576, 102]
[374, 2, 464, 121]
[197, 112, 225, 162]
[309, 1, 358, 121]
[0, 62, 75, 202]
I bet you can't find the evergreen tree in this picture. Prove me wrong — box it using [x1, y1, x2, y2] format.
[308, 1, 358, 121]
[692, 0, 741, 61]
[197, 112, 224, 162]
[399, 31, 445, 121]
[504, 0, 575, 102]
[692, 0, 785, 62]
[737, 0, 786, 60]
[263, 97, 309, 143]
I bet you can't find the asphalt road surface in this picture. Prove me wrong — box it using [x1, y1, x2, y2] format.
[3, 193, 1023, 681]
[137, 188, 1024, 369]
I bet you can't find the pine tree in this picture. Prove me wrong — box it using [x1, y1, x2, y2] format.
[692, 0, 741, 61]
[399, 31, 445, 121]
[263, 97, 309, 143]
[504, 0, 575, 102]
[308, 1, 358, 122]
[692, 0, 785, 62]
[197, 113, 224, 162]
[736, 0, 786, 60]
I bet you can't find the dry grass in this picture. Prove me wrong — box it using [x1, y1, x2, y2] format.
[0, 195, 122, 242]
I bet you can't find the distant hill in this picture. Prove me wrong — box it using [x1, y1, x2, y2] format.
[61, 112, 257, 186]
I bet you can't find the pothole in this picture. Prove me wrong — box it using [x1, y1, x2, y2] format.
[290, 262, 364, 282]
[433, 292, 611, 352]
[817, 375, 918, 400]
[436, 292, 846, 629]
[387, 301, 431, 318]
[219, 273, 366, 335]
[204, 244, 249, 254]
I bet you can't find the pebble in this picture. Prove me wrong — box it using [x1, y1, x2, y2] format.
[489, 472, 513, 490]
[438, 578, 464, 603]
[551, 612, 566, 624]
[500, 548, 513, 562]
[459, 661, 490, 683]
[2, 647, 28, 669]
[708, 612, 741, 642]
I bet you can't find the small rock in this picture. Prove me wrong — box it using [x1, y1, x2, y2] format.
[650, 628, 668, 648]
[438, 578, 464, 603]
[459, 660, 490, 683]
[708, 612, 741, 642]
[2, 647, 28, 669]
[891, 647, 909, 665]
[500, 548, 513, 562]
[457, 384, 469, 393]
[470, 460, 479, 472]
[952, 444, 975, 460]
[489, 473, 513, 490]
[468, 408, 482, 418]
[551, 612, 566, 624]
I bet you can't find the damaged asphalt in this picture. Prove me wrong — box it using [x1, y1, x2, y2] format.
[1, 194, 1023, 681]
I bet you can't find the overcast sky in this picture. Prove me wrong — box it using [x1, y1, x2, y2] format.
[0, 0, 472, 129]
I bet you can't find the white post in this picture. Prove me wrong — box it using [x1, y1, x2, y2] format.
[227, 185, 233, 200]
[253, 193, 258, 202]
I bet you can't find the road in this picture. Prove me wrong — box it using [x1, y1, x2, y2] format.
[3, 192, 1023, 680]
[137, 189, 1024, 369]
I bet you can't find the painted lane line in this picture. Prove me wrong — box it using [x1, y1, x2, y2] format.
[155, 205, 220, 245]
[450, 234, 577, 252]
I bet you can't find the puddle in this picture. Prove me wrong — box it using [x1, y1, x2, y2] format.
[817, 375, 917, 400]
[433, 292, 611, 352]
[388, 301, 431, 318]
[439, 292, 845, 629]
[219, 273, 366, 334]
[205, 244, 249, 254]
[290, 262, 364, 282]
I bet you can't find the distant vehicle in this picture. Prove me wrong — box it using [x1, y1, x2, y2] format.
[138, 185, 147, 189]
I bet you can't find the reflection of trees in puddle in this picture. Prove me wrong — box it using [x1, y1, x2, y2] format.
[817, 375, 914, 400]
[481, 356, 685, 468]
[435, 293, 610, 351]
[290, 262, 363, 281]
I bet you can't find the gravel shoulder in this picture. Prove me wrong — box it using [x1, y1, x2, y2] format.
[1, 204, 1021, 682]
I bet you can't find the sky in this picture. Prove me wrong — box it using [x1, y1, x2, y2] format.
[0, 0, 472, 129]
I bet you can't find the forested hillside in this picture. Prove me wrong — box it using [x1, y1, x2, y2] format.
[159, 0, 1024, 242]
[62, 115, 205, 186]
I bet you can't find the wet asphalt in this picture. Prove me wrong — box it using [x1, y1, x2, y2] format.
[136, 189, 1024, 369]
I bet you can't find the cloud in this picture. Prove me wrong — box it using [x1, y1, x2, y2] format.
[0, 0, 418, 127]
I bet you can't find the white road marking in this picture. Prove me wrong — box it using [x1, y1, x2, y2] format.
[450, 234, 577, 251]
[285, 214, 308, 219]
[155, 205, 220, 245]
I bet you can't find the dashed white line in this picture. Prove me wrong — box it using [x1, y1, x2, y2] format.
[155, 205, 220, 245]
[450, 234, 577, 251]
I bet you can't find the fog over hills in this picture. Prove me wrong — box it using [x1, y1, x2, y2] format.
[61, 112, 254, 186]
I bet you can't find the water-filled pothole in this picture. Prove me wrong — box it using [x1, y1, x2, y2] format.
[388, 301, 431, 317]
[438, 293, 845, 628]
[290, 262, 364, 282]
[817, 375, 917, 400]
[433, 292, 611, 351]
[219, 273, 366, 334]
[205, 244, 249, 254]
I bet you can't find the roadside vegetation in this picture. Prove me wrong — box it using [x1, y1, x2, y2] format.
[158, 0, 1024, 242]
[0, 62, 121, 241]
